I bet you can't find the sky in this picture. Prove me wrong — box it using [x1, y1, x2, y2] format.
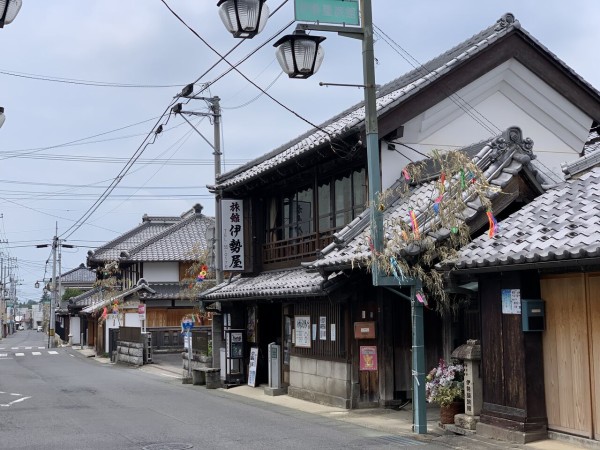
[0, 1, 598, 304]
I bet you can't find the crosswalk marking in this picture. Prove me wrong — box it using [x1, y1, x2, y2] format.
[0, 353, 7, 357]
[32, 352, 41, 356]
[25, 347, 32, 350]
[48, 351, 58, 355]
[15, 353, 24, 357]
[38, 347, 45, 349]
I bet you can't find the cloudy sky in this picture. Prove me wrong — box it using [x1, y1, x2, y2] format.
[1, 0, 598, 303]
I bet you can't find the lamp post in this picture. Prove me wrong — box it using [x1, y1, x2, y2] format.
[0, 0, 22, 28]
[216, 0, 427, 434]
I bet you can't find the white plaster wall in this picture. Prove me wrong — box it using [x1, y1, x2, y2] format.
[381, 59, 593, 190]
[124, 312, 141, 328]
[143, 262, 179, 282]
[69, 317, 81, 344]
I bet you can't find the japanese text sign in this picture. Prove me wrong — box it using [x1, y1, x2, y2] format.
[221, 199, 245, 271]
[294, 0, 360, 26]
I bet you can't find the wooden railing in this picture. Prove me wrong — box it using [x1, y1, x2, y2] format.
[263, 230, 336, 266]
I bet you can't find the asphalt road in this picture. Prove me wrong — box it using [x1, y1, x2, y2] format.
[1, 330, 456, 450]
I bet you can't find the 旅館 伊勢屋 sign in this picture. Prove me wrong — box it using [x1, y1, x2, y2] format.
[221, 199, 244, 271]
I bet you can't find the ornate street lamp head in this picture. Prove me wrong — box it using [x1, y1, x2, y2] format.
[274, 31, 326, 79]
[217, 0, 269, 39]
[0, 0, 22, 28]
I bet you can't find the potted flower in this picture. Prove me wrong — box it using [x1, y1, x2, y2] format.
[425, 359, 465, 424]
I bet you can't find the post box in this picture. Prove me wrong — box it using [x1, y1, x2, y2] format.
[521, 299, 545, 332]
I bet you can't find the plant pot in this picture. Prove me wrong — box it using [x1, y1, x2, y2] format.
[440, 400, 464, 424]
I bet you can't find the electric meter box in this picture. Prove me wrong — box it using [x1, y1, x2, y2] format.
[521, 299, 545, 332]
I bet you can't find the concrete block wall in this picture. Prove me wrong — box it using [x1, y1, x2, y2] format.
[287, 356, 351, 409]
[116, 341, 144, 366]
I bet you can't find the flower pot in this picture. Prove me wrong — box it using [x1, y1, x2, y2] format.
[440, 400, 464, 424]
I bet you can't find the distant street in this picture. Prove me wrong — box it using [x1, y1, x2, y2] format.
[1, 331, 413, 450]
[0, 331, 509, 450]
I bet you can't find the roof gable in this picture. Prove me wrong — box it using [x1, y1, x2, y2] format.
[214, 13, 600, 193]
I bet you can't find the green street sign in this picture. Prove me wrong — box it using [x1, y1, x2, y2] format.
[294, 0, 360, 26]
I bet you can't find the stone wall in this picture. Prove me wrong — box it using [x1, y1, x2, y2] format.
[116, 341, 144, 366]
[287, 356, 351, 409]
[182, 352, 211, 381]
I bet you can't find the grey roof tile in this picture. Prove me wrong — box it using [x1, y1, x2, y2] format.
[309, 127, 539, 270]
[448, 167, 600, 270]
[58, 263, 95, 283]
[122, 213, 214, 262]
[201, 268, 344, 301]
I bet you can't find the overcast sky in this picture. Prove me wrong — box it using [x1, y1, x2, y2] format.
[1, 1, 598, 303]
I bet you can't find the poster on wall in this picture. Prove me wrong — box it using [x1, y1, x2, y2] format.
[501, 289, 521, 314]
[221, 199, 245, 271]
[319, 316, 327, 340]
[330, 324, 336, 341]
[359, 346, 378, 371]
[248, 347, 259, 387]
[294, 315, 311, 348]
[247, 305, 256, 343]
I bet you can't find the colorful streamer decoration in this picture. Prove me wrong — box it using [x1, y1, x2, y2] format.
[433, 196, 442, 215]
[486, 210, 499, 238]
[390, 256, 406, 284]
[101, 307, 107, 320]
[409, 210, 420, 239]
[439, 172, 446, 194]
[402, 167, 411, 181]
[415, 290, 429, 307]
[197, 265, 209, 282]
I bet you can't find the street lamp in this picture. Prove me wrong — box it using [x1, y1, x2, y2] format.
[217, 0, 269, 39]
[0, 107, 5, 129]
[273, 31, 326, 79]
[0, 0, 22, 28]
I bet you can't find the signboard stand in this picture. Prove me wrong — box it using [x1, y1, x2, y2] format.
[248, 347, 258, 387]
[224, 328, 246, 385]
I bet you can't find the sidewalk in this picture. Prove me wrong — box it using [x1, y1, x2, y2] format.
[77, 347, 589, 449]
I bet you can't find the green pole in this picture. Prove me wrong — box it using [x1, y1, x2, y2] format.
[412, 280, 427, 433]
[360, 0, 383, 287]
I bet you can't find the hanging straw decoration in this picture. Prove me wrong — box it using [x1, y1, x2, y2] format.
[409, 210, 420, 239]
[460, 169, 466, 190]
[486, 210, 499, 238]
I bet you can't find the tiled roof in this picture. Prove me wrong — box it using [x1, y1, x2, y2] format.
[307, 127, 544, 270]
[213, 13, 600, 192]
[81, 282, 156, 314]
[70, 287, 103, 308]
[447, 166, 600, 271]
[59, 263, 95, 284]
[582, 127, 600, 155]
[201, 268, 344, 301]
[140, 282, 186, 301]
[122, 212, 214, 262]
[88, 219, 178, 262]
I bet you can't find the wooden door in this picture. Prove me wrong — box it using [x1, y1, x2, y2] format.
[541, 274, 594, 438]
[587, 274, 600, 439]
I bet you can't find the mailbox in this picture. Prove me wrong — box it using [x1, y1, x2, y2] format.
[354, 321, 375, 339]
[522, 299, 545, 332]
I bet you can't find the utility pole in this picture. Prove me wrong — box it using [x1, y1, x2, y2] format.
[172, 93, 223, 284]
[50, 234, 57, 348]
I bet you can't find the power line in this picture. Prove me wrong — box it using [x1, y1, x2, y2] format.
[160, 0, 332, 138]
[0, 68, 185, 88]
[373, 24, 502, 137]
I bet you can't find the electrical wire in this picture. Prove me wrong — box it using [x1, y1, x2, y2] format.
[160, 0, 333, 138]
[373, 24, 502, 137]
[0, 68, 186, 88]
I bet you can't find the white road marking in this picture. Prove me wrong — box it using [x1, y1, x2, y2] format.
[0, 396, 31, 407]
[15, 353, 24, 357]
[37, 347, 45, 349]
[48, 351, 59, 355]
[69, 354, 75, 357]
[11, 347, 18, 350]
[25, 347, 32, 350]
[0, 353, 7, 357]
[32, 352, 41, 356]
